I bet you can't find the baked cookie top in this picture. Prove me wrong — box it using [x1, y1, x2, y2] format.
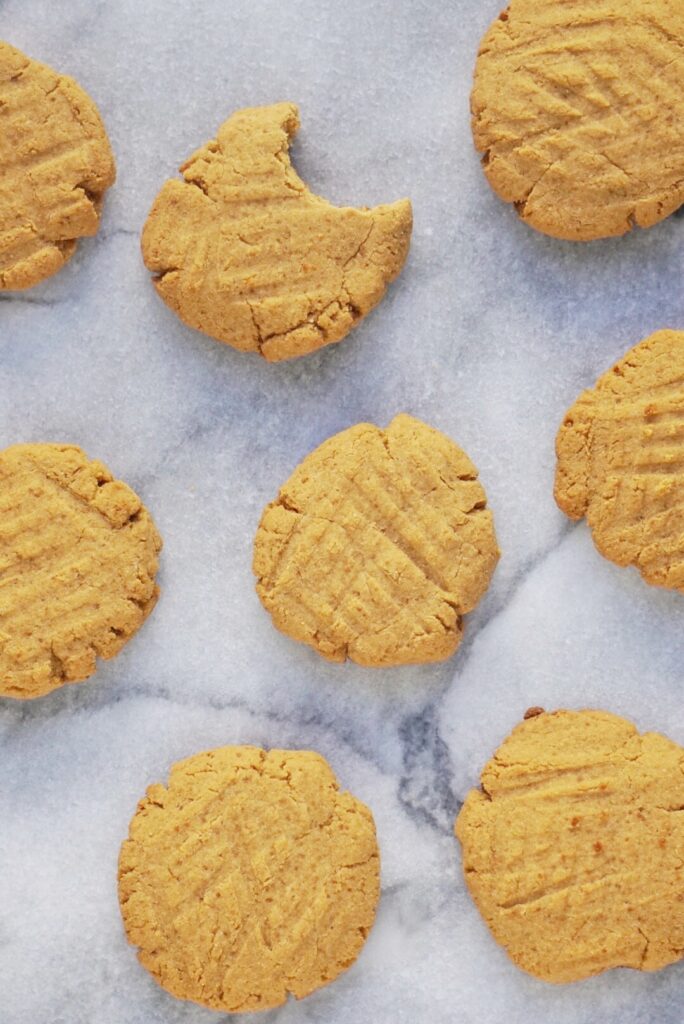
[471, 0, 684, 240]
[555, 329, 684, 592]
[253, 414, 499, 667]
[142, 102, 412, 361]
[455, 708, 684, 983]
[118, 746, 380, 1013]
[0, 443, 161, 699]
[0, 41, 115, 290]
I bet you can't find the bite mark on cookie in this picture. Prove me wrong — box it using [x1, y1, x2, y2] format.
[142, 102, 412, 360]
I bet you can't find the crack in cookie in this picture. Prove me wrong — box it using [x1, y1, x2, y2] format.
[472, 1, 684, 240]
[142, 103, 412, 361]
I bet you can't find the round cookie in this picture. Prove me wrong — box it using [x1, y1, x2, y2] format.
[0, 443, 161, 699]
[141, 102, 412, 361]
[455, 708, 684, 983]
[253, 414, 499, 666]
[471, 1, 684, 240]
[118, 746, 380, 1013]
[0, 41, 115, 289]
[555, 329, 684, 592]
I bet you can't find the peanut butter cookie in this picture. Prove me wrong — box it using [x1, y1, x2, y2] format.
[456, 708, 684, 983]
[253, 414, 499, 666]
[0, 443, 161, 699]
[142, 102, 412, 361]
[472, 1, 684, 240]
[118, 746, 380, 1013]
[0, 41, 115, 289]
[555, 329, 684, 592]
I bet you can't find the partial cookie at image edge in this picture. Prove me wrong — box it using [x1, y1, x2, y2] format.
[471, 0, 684, 240]
[0, 442, 162, 699]
[455, 707, 684, 983]
[0, 40, 116, 289]
[555, 328, 684, 592]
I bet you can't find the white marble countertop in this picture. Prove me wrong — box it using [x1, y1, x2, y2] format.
[1, 2, 683, 1022]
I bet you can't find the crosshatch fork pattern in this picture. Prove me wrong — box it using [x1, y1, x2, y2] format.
[254, 414, 499, 667]
[472, 2, 684, 239]
[0, 41, 115, 289]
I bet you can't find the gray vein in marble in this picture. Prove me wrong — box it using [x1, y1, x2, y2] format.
[398, 703, 460, 834]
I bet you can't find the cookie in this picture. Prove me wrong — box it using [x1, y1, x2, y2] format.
[141, 102, 412, 361]
[0, 42, 115, 290]
[455, 708, 684, 983]
[471, 1, 684, 240]
[0, 443, 161, 699]
[118, 746, 379, 1013]
[555, 329, 684, 592]
[253, 414, 498, 666]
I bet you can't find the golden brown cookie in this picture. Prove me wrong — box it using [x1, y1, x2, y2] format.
[141, 102, 412, 361]
[0, 41, 115, 289]
[555, 329, 684, 591]
[253, 414, 499, 666]
[455, 708, 684, 983]
[0, 443, 161, 699]
[472, 1, 684, 240]
[118, 746, 379, 1013]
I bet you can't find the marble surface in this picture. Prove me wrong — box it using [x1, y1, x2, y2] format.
[1, 1, 683, 1022]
